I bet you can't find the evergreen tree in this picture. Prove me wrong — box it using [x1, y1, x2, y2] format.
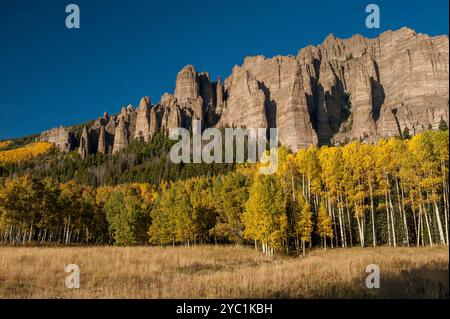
[438, 117, 449, 131]
[402, 127, 412, 139]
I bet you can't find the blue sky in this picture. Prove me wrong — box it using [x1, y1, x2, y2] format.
[0, 0, 448, 139]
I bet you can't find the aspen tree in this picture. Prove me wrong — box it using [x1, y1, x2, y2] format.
[317, 201, 333, 249]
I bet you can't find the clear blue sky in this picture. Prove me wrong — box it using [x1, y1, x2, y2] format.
[0, 0, 448, 139]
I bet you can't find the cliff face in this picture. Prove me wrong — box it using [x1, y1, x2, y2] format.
[220, 27, 449, 148]
[38, 126, 74, 152]
[38, 28, 449, 154]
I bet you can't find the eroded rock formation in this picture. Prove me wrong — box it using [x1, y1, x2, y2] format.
[97, 125, 106, 155]
[78, 126, 90, 159]
[38, 126, 74, 153]
[113, 117, 129, 154]
[135, 96, 151, 141]
[38, 28, 448, 154]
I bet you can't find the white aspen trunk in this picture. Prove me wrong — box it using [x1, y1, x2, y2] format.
[65, 215, 71, 245]
[356, 213, 364, 247]
[433, 200, 445, 245]
[442, 182, 449, 245]
[417, 209, 422, 247]
[398, 180, 410, 246]
[385, 192, 391, 246]
[388, 189, 397, 247]
[337, 197, 345, 248]
[369, 181, 376, 247]
[345, 198, 353, 247]
[442, 162, 449, 245]
[28, 223, 33, 242]
[421, 212, 425, 247]
[307, 177, 311, 202]
[339, 195, 347, 247]
[424, 208, 433, 246]
[302, 174, 305, 197]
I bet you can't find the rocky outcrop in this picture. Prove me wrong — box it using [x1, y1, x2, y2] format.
[215, 76, 224, 115]
[193, 96, 204, 122]
[78, 126, 90, 159]
[37, 28, 449, 155]
[199, 72, 214, 126]
[135, 96, 151, 141]
[280, 65, 318, 149]
[39, 126, 73, 153]
[174, 65, 199, 104]
[219, 70, 268, 129]
[215, 27, 448, 149]
[97, 125, 106, 155]
[112, 117, 129, 154]
[149, 106, 159, 137]
[165, 105, 181, 132]
[293, 27, 449, 146]
[219, 55, 318, 149]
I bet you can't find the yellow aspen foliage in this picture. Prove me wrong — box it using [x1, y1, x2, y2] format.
[0, 140, 13, 150]
[317, 201, 333, 248]
[0, 142, 53, 164]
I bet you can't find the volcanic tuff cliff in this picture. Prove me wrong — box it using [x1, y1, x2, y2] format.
[38, 28, 449, 155]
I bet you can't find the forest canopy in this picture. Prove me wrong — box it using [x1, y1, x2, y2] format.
[0, 130, 448, 256]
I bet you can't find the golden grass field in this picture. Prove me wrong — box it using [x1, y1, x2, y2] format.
[0, 245, 447, 298]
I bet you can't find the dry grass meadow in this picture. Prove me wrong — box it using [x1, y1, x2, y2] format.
[0, 245, 448, 298]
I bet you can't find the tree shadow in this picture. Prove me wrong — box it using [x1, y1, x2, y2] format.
[258, 81, 277, 130]
[269, 261, 449, 299]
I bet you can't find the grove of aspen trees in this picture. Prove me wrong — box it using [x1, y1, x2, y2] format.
[0, 128, 448, 256]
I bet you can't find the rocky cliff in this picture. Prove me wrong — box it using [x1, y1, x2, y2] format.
[38, 27, 449, 154]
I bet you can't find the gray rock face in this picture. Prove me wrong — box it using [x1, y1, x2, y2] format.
[113, 117, 129, 154]
[174, 65, 199, 104]
[97, 125, 106, 155]
[294, 27, 449, 146]
[215, 76, 224, 115]
[78, 126, 90, 159]
[219, 70, 268, 129]
[166, 105, 181, 132]
[135, 96, 151, 141]
[199, 72, 214, 126]
[193, 96, 204, 122]
[219, 55, 318, 149]
[149, 106, 159, 137]
[38, 28, 448, 155]
[217, 27, 448, 150]
[38, 126, 74, 153]
[160, 93, 179, 133]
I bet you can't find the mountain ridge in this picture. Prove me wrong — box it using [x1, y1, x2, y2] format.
[31, 27, 448, 155]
